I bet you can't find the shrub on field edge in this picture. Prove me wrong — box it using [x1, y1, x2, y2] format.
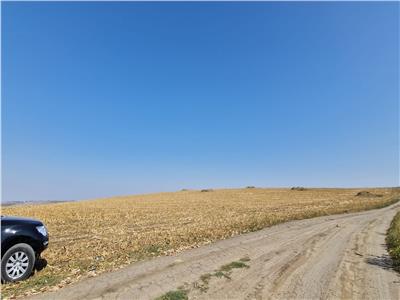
[387, 211, 400, 271]
[291, 187, 306, 191]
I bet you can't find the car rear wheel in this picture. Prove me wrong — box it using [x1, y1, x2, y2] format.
[1, 243, 35, 282]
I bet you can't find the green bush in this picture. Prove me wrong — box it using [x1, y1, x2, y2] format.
[387, 212, 400, 270]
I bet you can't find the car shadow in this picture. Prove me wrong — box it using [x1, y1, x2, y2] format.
[34, 257, 48, 272]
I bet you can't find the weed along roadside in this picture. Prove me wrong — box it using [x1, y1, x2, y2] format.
[155, 288, 188, 300]
[157, 258, 251, 300]
[387, 211, 400, 271]
[196, 258, 251, 291]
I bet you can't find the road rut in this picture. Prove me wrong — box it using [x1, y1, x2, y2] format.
[29, 203, 400, 300]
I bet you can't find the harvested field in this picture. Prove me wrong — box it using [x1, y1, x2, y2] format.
[1, 187, 399, 299]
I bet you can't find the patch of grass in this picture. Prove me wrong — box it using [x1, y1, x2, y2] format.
[1, 273, 63, 299]
[219, 260, 249, 272]
[194, 258, 251, 292]
[27, 274, 61, 287]
[155, 289, 188, 300]
[200, 273, 212, 283]
[213, 270, 227, 278]
[387, 211, 400, 271]
[144, 244, 163, 255]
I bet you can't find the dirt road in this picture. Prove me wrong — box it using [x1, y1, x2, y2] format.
[29, 203, 400, 300]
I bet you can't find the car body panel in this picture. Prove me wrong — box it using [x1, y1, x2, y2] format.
[1, 216, 49, 257]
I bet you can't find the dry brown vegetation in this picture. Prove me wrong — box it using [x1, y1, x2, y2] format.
[1, 187, 399, 299]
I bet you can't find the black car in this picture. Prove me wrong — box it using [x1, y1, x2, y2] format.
[1, 216, 49, 282]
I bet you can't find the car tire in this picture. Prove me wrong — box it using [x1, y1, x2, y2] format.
[1, 243, 36, 282]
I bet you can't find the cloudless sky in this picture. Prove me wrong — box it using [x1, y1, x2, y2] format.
[2, 2, 399, 202]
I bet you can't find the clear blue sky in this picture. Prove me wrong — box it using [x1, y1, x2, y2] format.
[2, 2, 399, 202]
